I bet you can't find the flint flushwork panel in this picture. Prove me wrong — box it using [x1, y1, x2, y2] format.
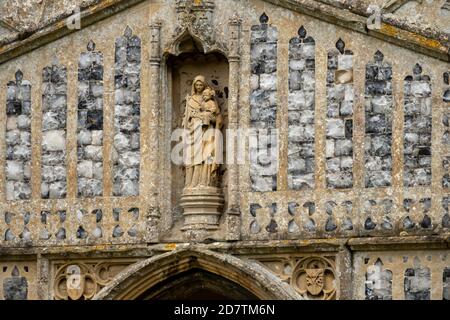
[77, 41, 104, 198]
[249, 13, 278, 192]
[113, 27, 141, 197]
[41, 64, 67, 199]
[5, 70, 32, 201]
[364, 51, 393, 188]
[287, 26, 315, 190]
[403, 64, 432, 187]
[325, 39, 354, 189]
[365, 258, 393, 300]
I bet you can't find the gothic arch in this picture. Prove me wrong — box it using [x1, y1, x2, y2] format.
[92, 248, 302, 300]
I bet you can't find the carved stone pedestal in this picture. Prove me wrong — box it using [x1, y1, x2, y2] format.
[180, 187, 224, 241]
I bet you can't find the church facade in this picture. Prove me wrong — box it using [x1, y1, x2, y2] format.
[0, 0, 449, 300]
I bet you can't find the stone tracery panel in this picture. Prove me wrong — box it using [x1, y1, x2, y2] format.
[325, 39, 354, 189]
[113, 26, 141, 197]
[364, 51, 393, 188]
[365, 258, 393, 300]
[287, 26, 315, 190]
[41, 64, 67, 199]
[404, 261, 431, 300]
[77, 40, 104, 198]
[403, 64, 432, 187]
[249, 13, 278, 192]
[52, 260, 137, 300]
[5, 70, 32, 200]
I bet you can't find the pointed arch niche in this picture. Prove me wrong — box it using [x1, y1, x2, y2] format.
[166, 43, 230, 228]
[148, 8, 244, 242]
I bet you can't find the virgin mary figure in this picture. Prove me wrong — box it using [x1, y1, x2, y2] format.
[182, 75, 222, 188]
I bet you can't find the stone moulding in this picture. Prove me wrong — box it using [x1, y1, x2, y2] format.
[92, 248, 302, 300]
[0, 0, 449, 64]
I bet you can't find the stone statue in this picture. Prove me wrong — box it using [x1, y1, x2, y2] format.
[182, 75, 223, 188]
[180, 75, 225, 241]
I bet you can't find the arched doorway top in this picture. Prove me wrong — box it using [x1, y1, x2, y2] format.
[93, 247, 302, 300]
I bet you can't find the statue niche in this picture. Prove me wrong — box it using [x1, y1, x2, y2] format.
[167, 50, 228, 242]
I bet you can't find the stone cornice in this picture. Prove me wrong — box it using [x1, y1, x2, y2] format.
[0, 0, 147, 65]
[265, 0, 450, 61]
[0, 0, 449, 64]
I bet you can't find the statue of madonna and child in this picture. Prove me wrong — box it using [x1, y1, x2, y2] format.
[180, 75, 225, 237]
[182, 75, 223, 189]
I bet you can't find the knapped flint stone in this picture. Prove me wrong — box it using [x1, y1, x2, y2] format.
[86, 110, 103, 130]
[327, 171, 353, 188]
[130, 133, 140, 150]
[326, 158, 341, 172]
[340, 101, 353, 116]
[443, 213, 450, 228]
[91, 130, 103, 146]
[127, 46, 141, 63]
[420, 215, 432, 229]
[42, 151, 65, 166]
[289, 71, 301, 91]
[289, 59, 305, 71]
[113, 166, 140, 181]
[366, 114, 387, 134]
[251, 175, 277, 192]
[84, 146, 103, 161]
[250, 75, 260, 90]
[365, 170, 392, 188]
[338, 54, 353, 69]
[411, 81, 431, 97]
[49, 181, 67, 199]
[327, 103, 339, 118]
[6, 130, 20, 146]
[77, 160, 94, 179]
[112, 225, 124, 238]
[6, 161, 24, 181]
[342, 217, 353, 231]
[335, 139, 353, 156]
[325, 216, 337, 232]
[42, 165, 66, 183]
[3, 277, 28, 300]
[78, 178, 103, 198]
[42, 130, 66, 152]
[114, 132, 131, 152]
[17, 115, 31, 130]
[259, 73, 277, 91]
[6, 101, 22, 116]
[364, 217, 377, 230]
[326, 118, 345, 139]
[93, 162, 103, 180]
[43, 111, 65, 131]
[13, 145, 31, 161]
[113, 179, 139, 196]
[77, 130, 92, 145]
[370, 134, 392, 156]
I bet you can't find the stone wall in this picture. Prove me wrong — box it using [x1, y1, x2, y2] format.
[0, 0, 448, 300]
